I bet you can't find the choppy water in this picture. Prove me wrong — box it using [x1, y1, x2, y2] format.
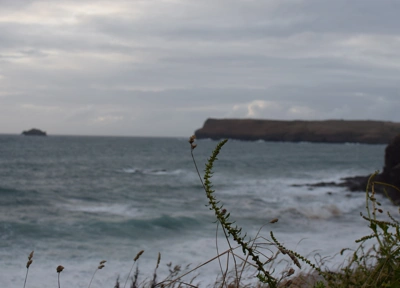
[0, 135, 396, 287]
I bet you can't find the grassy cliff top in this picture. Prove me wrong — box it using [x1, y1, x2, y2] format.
[195, 118, 400, 144]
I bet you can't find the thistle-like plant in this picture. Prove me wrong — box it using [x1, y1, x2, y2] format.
[189, 136, 278, 287]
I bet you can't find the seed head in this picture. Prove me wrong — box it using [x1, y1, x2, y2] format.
[134, 250, 144, 261]
[56, 265, 64, 273]
[189, 135, 197, 150]
[28, 251, 34, 260]
[279, 247, 287, 255]
[287, 268, 295, 276]
[99, 260, 107, 265]
[288, 252, 301, 269]
[26, 259, 33, 269]
[156, 252, 161, 269]
[98, 264, 105, 269]
[188, 135, 196, 144]
[270, 218, 278, 224]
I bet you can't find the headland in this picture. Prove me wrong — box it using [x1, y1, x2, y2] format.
[195, 118, 400, 144]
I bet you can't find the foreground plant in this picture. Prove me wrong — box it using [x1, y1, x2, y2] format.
[124, 250, 144, 288]
[56, 265, 64, 288]
[189, 136, 281, 287]
[88, 260, 106, 288]
[23, 250, 34, 288]
[321, 173, 400, 287]
[151, 252, 161, 288]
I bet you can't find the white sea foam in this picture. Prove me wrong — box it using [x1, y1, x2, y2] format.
[120, 167, 185, 176]
[144, 169, 184, 176]
[121, 168, 139, 174]
[60, 202, 144, 218]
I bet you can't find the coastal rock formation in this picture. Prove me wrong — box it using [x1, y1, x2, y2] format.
[195, 118, 400, 144]
[377, 134, 400, 203]
[22, 128, 47, 136]
[297, 134, 400, 204]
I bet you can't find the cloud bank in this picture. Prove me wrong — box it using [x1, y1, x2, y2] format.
[0, 0, 399, 136]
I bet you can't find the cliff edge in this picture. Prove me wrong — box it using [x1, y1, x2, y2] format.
[195, 119, 400, 144]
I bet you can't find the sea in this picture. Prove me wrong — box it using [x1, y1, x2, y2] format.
[0, 135, 398, 287]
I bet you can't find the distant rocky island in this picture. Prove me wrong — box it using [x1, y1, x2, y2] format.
[21, 128, 47, 136]
[195, 118, 400, 144]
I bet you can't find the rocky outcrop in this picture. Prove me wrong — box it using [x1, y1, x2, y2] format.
[195, 119, 400, 144]
[297, 135, 400, 204]
[376, 135, 400, 203]
[22, 128, 47, 136]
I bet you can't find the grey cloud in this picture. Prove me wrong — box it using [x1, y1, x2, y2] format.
[0, 0, 400, 136]
[79, 0, 400, 42]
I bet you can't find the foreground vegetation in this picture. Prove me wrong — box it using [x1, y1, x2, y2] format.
[22, 137, 400, 287]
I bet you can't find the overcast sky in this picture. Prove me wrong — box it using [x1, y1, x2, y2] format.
[1, 0, 399, 136]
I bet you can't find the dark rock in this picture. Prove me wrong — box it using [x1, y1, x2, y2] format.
[195, 118, 400, 144]
[377, 135, 400, 203]
[22, 128, 47, 136]
[294, 136, 400, 204]
[338, 176, 370, 192]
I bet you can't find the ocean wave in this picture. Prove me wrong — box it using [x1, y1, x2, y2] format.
[119, 167, 185, 176]
[60, 202, 143, 217]
[0, 186, 29, 195]
[0, 136, 388, 288]
[84, 215, 202, 238]
[0, 186, 41, 206]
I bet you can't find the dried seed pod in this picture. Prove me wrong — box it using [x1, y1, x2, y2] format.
[287, 268, 295, 276]
[56, 265, 64, 273]
[99, 260, 106, 265]
[98, 264, 105, 269]
[270, 218, 278, 224]
[26, 259, 33, 269]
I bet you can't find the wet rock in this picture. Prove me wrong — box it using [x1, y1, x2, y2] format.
[294, 136, 400, 204]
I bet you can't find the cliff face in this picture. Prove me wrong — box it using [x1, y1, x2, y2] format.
[380, 134, 400, 203]
[195, 119, 400, 144]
